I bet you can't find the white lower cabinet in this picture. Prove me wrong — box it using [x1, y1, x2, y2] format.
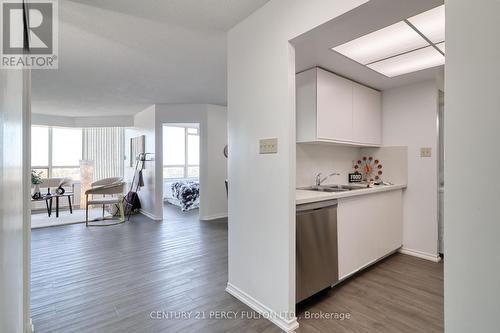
[337, 190, 403, 280]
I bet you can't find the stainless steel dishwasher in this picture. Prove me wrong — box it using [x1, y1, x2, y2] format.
[296, 199, 338, 303]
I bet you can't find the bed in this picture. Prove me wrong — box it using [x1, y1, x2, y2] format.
[164, 180, 200, 211]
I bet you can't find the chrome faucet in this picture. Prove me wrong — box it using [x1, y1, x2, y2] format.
[315, 172, 341, 186]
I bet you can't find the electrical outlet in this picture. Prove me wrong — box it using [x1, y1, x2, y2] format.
[259, 138, 278, 154]
[420, 147, 432, 157]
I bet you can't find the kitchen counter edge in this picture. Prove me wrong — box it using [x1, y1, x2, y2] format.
[296, 184, 407, 205]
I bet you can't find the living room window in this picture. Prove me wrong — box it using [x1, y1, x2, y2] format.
[31, 126, 83, 180]
[163, 125, 200, 179]
[31, 126, 50, 178]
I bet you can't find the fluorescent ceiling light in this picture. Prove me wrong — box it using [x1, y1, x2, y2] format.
[367, 45, 444, 77]
[332, 21, 428, 65]
[436, 42, 445, 53]
[330, 5, 445, 77]
[407, 5, 445, 43]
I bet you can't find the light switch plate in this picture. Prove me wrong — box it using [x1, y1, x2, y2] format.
[420, 147, 432, 157]
[259, 138, 278, 154]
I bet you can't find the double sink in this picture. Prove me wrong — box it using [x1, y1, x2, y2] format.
[299, 184, 368, 193]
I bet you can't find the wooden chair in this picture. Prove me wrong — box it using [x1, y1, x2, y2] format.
[85, 181, 126, 227]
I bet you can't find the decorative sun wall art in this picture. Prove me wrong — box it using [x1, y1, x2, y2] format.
[354, 156, 383, 183]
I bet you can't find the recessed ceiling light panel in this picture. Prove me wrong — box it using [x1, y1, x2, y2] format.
[407, 5, 445, 44]
[330, 5, 445, 77]
[332, 21, 428, 65]
[367, 45, 444, 77]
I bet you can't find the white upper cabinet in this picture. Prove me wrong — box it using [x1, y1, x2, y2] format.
[352, 83, 382, 145]
[296, 67, 382, 146]
[316, 68, 353, 142]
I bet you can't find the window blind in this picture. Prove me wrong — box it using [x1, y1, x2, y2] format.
[82, 127, 125, 181]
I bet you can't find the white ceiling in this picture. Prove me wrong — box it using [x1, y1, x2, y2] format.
[292, 0, 444, 91]
[32, 0, 269, 116]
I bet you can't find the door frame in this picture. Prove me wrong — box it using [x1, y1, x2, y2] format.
[23, 68, 33, 333]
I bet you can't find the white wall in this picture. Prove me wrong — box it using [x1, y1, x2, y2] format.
[445, 1, 500, 331]
[125, 105, 159, 219]
[0, 70, 30, 332]
[382, 80, 439, 260]
[227, 0, 368, 331]
[202, 105, 228, 219]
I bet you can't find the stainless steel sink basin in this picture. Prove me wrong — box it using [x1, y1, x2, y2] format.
[299, 184, 368, 192]
[300, 186, 348, 192]
[328, 184, 368, 190]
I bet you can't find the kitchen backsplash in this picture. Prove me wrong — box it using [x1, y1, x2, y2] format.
[360, 146, 408, 185]
[296, 143, 408, 187]
[296, 143, 360, 187]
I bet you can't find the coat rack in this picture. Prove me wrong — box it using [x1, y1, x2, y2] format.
[125, 152, 154, 220]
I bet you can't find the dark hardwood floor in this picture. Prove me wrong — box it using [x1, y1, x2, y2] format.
[296, 254, 443, 333]
[31, 205, 443, 333]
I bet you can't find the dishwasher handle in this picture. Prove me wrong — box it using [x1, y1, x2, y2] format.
[296, 200, 338, 212]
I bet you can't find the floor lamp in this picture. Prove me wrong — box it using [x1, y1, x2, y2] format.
[79, 160, 95, 208]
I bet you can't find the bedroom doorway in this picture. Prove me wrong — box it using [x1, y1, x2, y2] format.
[162, 123, 201, 220]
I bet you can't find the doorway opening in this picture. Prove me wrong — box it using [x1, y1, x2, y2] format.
[290, 0, 445, 331]
[162, 123, 201, 220]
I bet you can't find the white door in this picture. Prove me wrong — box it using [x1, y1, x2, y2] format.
[0, 60, 31, 333]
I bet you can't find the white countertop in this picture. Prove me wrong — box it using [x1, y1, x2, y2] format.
[296, 184, 407, 205]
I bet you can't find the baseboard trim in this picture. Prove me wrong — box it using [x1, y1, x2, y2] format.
[139, 209, 162, 221]
[399, 247, 441, 262]
[200, 213, 228, 221]
[25, 318, 34, 333]
[225, 282, 298, 332]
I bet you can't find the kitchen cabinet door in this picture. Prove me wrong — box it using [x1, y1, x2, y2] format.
[296, 68, 318, 143]
[316, 68, 353, 143]
[337, 190, 403, 279]
[352, 83, 382, 146]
